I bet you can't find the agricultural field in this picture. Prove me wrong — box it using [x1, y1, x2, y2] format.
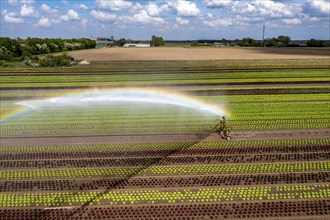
[68, 47, 330, 61]
[0, 57, 330, 219]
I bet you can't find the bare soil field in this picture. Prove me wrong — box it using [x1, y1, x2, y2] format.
[69, 47, 330, 61]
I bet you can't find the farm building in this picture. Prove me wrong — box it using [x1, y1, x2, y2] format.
[123, 43, 150, 48]
[288, 41, 308, 47]
[213, 42, 229, 47]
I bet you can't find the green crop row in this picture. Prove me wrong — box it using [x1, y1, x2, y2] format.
[1, 118, 211, 126]
[2, 71, 328, 83]
[1, 161, 329, 180]
[2, 114, 210, 125]
[0, 167, 142, 180]
[3, 118, 329, 132]
[3, 113, 328, 127]
[140, 161, 330, 176]
[192, 138, 330, 149]
[0, 142, 190, 152]
[1, 138, 328, 153]
[229, 102, 330, 121]
[0, 120, 214, 131]
[1, 85, 329, 99]
[0, 184, 329, 207]
[184, 85, 330, 92]
[3, 101, 328, 126]
[0, 126, 211, 136]
[204, 93, 330, 103]
[2, 122, 329, 136]
[2, 76, 329, 88]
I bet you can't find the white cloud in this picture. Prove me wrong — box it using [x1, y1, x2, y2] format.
[232, 0, 300, 18]
[7, 0, 18, 5]
[40, 4, 58, 14]
[91, 10, 117, 22]
[125, 10, 166, 25]
[307, 16, 320, 22]
[282, 18, 302, 25]
[37, 17, 51, 27]
[20, 0, 34, 4]
[147, 3, 161, 17]
[204, 0, 233, 8]
[3, 11, 24, 23]
[204, 18, 232, 28]
[130, 3, 144, 13]
[20, 4, 34, 16]
[176, 16, 189, 25]
[167, 1, 201, 17]
[81, 18, 88, 27]
[75, 4, 89, 10]
[307, 0, 330, 15]
[235, 15, 264, 23]
[95, 0, 132, 11]
[132, 3, 169, 16]
[60, 9, 80, 21]
[207, 13, 214, 18]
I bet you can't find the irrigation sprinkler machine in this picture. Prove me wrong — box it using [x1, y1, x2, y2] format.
[213, 116, 232, 141]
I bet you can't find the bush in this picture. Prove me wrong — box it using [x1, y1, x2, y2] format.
[191, 41, 199, 47]
[22, 56, 39, 67]
[0, 60, 10, 67]
[0, 46, 14, 61]
[0, 37, 22, 58]
[39, 54, 75, 67]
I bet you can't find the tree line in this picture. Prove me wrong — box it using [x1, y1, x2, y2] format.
[115, 36, 164, 47]
[0, 37, 96, 61]
[191, 36, 329, 47]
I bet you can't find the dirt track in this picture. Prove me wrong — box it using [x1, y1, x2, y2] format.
[69, 47, 330, 61]
[1, 128, 329, 147]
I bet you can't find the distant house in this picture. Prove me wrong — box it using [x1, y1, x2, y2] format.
[123, 43, 150, 48]
[213, 42, 229, 47]
[276, 42, 284, 47]
[213, 42, 222, 47]
[96, 39, 115, 48]
[287, 41, 308, 47]
[106, 41, 115, 47]
[229, 42, 239, 47]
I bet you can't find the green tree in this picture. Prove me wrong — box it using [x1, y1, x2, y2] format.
[0, 37, 22, 59]
[154, 37, 164, 47]
[191, 41, 199, 47]
[307, 39, 323, 47]
[21, 44, 33, 58]
[277, 35, 291, 46]
[118, 38, 127, 47]
[264, 38, 277, 47]
[238, 38, 259, 47]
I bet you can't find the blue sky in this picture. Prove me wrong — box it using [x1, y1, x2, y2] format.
[1, 0, 329, 40]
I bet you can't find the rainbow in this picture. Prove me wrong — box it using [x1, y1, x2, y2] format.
[1, 88, 227, 124]
[0, 106, 34, 124]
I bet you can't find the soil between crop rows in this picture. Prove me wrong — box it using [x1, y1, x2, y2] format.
[1, 129, 329, 146]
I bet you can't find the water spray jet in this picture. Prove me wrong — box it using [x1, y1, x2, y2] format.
[14, 88, 226, 117]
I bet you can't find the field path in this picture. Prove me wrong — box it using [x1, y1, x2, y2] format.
[1, 128, 329, 147]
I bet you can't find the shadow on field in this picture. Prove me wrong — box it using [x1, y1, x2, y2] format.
[34, 131, 211, 219]
[249, 47, 330, 57]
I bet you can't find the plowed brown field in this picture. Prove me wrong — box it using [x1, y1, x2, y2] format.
[69, 47, 330, 61]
